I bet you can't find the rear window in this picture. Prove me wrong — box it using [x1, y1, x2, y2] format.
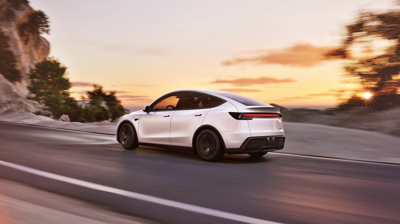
[217, 92, 268, 106]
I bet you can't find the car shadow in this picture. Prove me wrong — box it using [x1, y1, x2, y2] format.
[123, 146, 274, 164]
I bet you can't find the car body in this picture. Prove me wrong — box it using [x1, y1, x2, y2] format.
[116, 90, 285, 161]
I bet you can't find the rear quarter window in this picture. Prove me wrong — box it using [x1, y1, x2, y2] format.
[217, 92, 268, 106]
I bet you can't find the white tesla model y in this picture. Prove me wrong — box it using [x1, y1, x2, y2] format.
[116, 90, 285, 162]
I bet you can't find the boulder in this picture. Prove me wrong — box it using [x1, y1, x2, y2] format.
[59, 114, 71, 122]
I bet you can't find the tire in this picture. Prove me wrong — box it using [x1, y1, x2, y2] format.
[196, 129, 224, 162]
[119, 123, 139, 150]
[248, 152, 268, 158]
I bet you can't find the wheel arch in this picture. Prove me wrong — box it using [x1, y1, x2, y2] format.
[116, 120, 137, 143]
[192, 125, 226, 153]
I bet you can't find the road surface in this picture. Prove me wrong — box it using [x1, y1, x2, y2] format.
[0, 122, 399, 223]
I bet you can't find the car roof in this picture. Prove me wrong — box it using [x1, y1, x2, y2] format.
[165, 89, 272, 108]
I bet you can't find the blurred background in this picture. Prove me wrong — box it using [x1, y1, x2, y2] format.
[1, 1, 400, 223]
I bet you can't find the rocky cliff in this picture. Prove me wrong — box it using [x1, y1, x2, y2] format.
[0, 0, 49, 112]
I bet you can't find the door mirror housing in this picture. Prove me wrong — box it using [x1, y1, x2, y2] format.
[143, 106, 150, 113]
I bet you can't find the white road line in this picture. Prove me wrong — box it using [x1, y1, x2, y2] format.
[0, 160, 280, 224]
[272, 152, 400, 166]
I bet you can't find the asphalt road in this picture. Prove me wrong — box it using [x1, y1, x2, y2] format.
[0, 122, 399, 224]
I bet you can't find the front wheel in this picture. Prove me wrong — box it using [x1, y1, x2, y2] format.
[196, 129, 224, 162]
[119, 123, 139, 150]
[248, 152, 268, 158]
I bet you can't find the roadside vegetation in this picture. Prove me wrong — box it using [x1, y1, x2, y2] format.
[28, 58, 127, 122]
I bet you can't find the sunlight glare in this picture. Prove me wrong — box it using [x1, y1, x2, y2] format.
[363, 92, 372, 99]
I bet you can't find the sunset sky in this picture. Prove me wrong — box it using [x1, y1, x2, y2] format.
[29, 0, 395, 111]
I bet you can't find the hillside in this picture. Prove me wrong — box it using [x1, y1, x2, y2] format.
[0, 0, 49, 113]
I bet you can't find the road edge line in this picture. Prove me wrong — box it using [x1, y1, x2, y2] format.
[0, 160, 279, 224]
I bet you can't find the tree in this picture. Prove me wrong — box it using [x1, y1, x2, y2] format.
[28, 10, 50, 35]
[86, 84, 128, 121]
[19, 10, 50, 39]
[328, 9, 400, 95]
[28, 58, 71, 118]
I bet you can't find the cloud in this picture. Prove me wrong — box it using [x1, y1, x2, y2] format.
[277, 89, 344, 101]
[222, 43, 340, 67]
[106, 90, 130, 94]
[217, 88, 260, 93]
[210, 76, 295, 87]
[71, 82, 94, 87]
[117, 95, 152, 101]
[73, 90, 130, 95]
[124, 84, 158, 87]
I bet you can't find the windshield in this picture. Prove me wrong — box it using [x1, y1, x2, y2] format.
[217, 92, 268, 106]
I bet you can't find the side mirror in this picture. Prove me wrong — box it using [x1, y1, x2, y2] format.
[143, 106, 150, 113]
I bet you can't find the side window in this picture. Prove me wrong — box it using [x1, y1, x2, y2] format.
[176, 92, 200, 110]
[199, 94, 225, 108]
[175, 92, 225, 110]
[151, 95, 180, 111]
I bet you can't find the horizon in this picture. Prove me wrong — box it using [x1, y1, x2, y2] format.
[29, 0, 395, 109]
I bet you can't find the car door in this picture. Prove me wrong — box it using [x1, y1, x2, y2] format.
[170, 92, 219, 147]
[138, 94, 179, 145]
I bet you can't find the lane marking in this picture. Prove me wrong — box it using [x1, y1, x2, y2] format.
[272, 152, 400, 166]
[0, 160, 279, 224]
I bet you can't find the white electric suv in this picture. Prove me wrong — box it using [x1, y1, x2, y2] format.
[116, 90, 285, 161]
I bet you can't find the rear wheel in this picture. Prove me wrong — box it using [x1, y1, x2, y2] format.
[248, 152, 268, 157]
[196, 129, 224, 162]
[119, 123, 139, 150]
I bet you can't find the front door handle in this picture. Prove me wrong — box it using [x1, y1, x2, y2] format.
[164, 115, 170, 117]
[195, 114, 202, 116]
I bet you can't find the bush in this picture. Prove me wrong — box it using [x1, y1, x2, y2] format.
[87, 85, 128, 121]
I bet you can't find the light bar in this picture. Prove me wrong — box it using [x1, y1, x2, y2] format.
[242, 113, 280, 118]
[229, 112, 281, 120]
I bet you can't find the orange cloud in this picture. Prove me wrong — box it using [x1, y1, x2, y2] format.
[217, 88, 260, 93]
[210, 76, 295, 87]
[118, 95, 152, 101]
[222, 43, 339, 67]
[277, 89, 345, 101]
[73, 90, 130, 95]
[70, 82, 94, 87]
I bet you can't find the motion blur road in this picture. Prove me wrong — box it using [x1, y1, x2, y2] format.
[0, 122, 399, 224]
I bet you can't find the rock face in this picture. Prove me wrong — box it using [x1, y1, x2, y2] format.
[0, 0, 50, 113]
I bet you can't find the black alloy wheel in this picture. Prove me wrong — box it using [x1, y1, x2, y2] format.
[119, 123, 139, 150]
[196, 129, 224, 162]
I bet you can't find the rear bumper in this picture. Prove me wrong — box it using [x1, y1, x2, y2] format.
[225, 136, 285, 154]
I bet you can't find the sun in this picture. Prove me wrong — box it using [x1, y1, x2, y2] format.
[363, 92, 372, 99]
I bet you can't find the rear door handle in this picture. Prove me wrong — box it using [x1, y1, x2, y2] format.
[164, 115, 170, 117]
[195, 114, 202, 116]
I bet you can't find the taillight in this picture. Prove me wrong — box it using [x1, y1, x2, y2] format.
[229, 112, 281, 120]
